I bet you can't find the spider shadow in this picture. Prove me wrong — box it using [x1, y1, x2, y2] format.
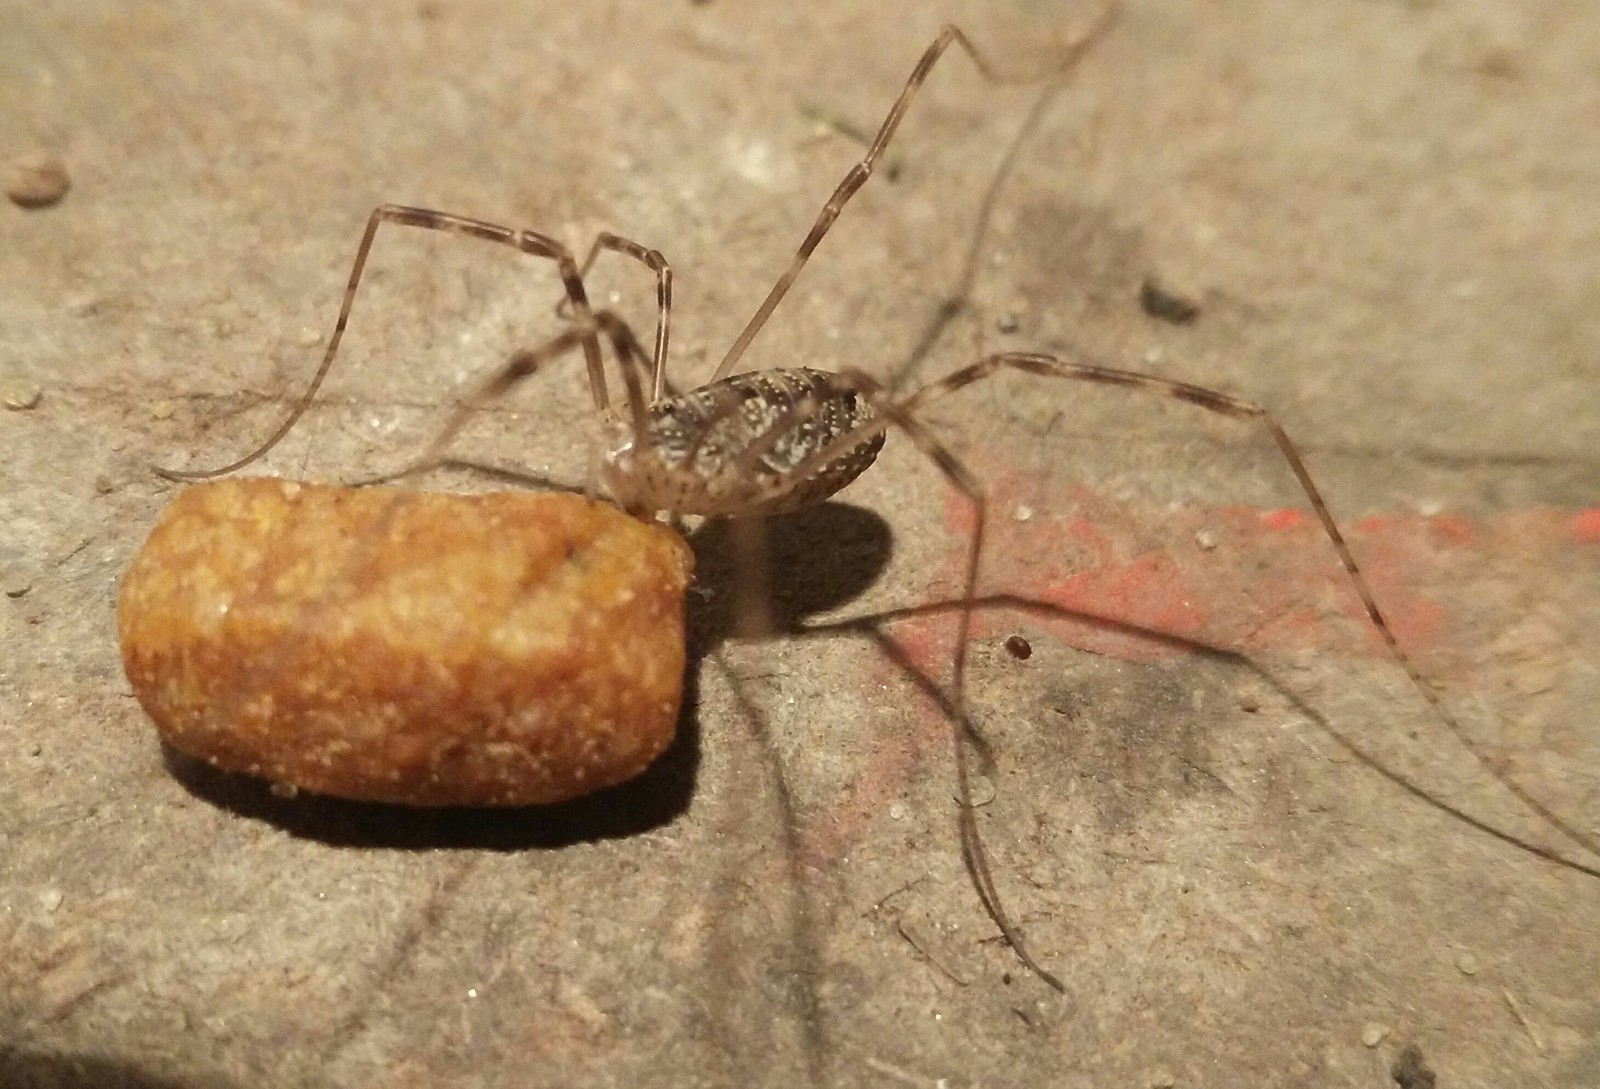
[674, 502, 894, 1089]
[683, 502, 895, 652]
[676, 500, 895, 892]
[792, 593, 1600, 884]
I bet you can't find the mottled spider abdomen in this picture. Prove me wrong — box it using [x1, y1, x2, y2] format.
[602, 367, 886, 517]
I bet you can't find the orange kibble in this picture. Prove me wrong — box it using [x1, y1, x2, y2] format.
[118, 479, 693, 805]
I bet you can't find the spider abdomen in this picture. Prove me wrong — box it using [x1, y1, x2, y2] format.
[602, 367, 886, 518]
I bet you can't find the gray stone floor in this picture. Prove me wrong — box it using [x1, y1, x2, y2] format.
[3, 2, 1597, 1086]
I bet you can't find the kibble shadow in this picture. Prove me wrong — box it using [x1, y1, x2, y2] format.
[163, 668, 701, 851]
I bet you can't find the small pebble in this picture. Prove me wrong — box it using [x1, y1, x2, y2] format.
[888, 802, 906, 821]
[1194, 528, 1217, 551]
[1004, 635, 1033, 660]
[1148, 1065, 1176, 1088]
[1361, 1021, 1390, 1047]
[150, 400, 176, 420]
[38, 888, 63, 913]
[66, 292, 104, 317]
[1011, 504, 1034, 523]
[297, 326, 323, 347]
[94, 474, 114, 495]
[965, 774, 996, 807]
[1236, 687, 1262, 713]
[2, 567, 33, 598]
[1455, 951, 1479, 976]
[996, 312, 1020, 334]
[2, 376, 42, 411]
[6, 155, 71, 209]
[558, 982, 609, 1030]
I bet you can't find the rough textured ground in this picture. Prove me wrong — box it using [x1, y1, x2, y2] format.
[3, 2, 1598, 1087]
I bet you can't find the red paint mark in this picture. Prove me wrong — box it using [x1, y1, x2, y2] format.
[1430, 514, 1475, 547]
[810, 463, 1596, 870]
[797, 724, 929, 871]
[1034, 550, 1210, 662]
[912, 470, 1591, 674]
[1574, 508, 1600, 544]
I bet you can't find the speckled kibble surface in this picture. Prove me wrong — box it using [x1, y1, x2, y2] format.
[118, 480, 693, 806]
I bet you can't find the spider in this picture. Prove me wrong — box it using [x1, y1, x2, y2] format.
[155, 9, 1599, 991]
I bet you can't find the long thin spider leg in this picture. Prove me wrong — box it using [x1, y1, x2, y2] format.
[895, 350, 1600, 869]
[155, 203, 611, 481]
[710, 6, 1120, 384]
[591, 310, 659, 444]
[887, 33, 1088, 395]
[397, 310, 656, 482]
[584, 311, 658, 505]
[771, 366, 1065, 992]
[557, 233, 675, 401]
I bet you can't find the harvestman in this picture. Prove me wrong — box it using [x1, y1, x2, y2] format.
[157, 13, 1600, 990]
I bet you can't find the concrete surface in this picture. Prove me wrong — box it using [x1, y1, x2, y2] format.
[3, 1, 1598, 1086]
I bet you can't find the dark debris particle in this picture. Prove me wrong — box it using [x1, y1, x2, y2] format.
[1390, 1042, 1436, 1089]
[1139, 277, 1201, 325]
[1004, 635, 1032, 660]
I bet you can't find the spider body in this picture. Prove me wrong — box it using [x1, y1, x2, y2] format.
[601, 367, 885, 518]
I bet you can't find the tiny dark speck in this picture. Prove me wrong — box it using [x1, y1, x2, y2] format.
[1004, 635, 1032, 660]
[1139, 278, 1201, 325]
